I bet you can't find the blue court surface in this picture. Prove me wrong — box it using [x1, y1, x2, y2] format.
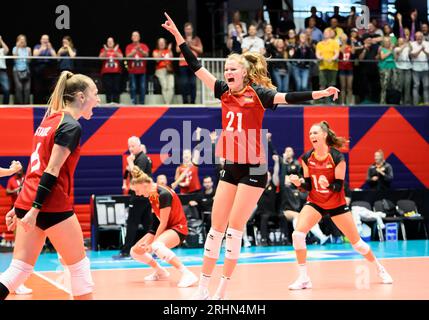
[1, 240, 428, 272]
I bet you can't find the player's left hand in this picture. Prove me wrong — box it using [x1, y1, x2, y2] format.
[5, 208, 17, 232]
[161, 12, 180, 38]
[19, 207, 39, 232]
[323, 86, 340, 101]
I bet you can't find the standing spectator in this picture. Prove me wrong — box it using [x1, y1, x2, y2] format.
[57, 36, 76, 72]
[394, 37, 413, 104]
[270, 39, 289, 92]
[227, 23, 245, 54]
[6, 168, 24, 206]
[176, 22, 203, 104]
[304, 6, 326, 31]
[228, 10, 247, 36]
[277, 10, 296, 40]
[307, 17, 323, 43]
[316, 28, 340, 102]
[126, 31, 149, 105]
[0, 35, 10, 104]
[378, 37, 397, 104]
[345, 6, 357, 33]
[12, 35, 31, 104]
[329, 18, 344, 41]
[338, 33, 354, 105]
[32, 34, 57, 104]
[285, 29, 298, 49]
[397, 13, 415, 42]
[370, 18, 384, 37]
[153, 38, 174, 104]
[262, 24, 277, 56]
[252, 9, 266, 38]
[367, 23, 384, 44]
[99, 37, 123, 103]
[367, 149, 394, 191]
[421, 23, 429, 41]
[382, 24, 397, 46]
[328, 6, 347, 28]
[290, 32, 315, 92]
[242, 25, 266, 55]
[410, 32, 429, 105]
[114, 136, 153, 259]
[356, 34, 380, 103]
[174, 148, 201, 194]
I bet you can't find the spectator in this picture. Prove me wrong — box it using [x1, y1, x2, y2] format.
[32, 34, 57, 104]
[356, 34, 380, 103]
[382, 24, 397, 46]
[421, 23, 429, 41]
[307, 17, 323, 43]
[378, 37, 397, 104]
[12, 34, 31, 104]
[269, 39, 289, 92]
[153, 38, 174, 104]
[397, 13, 415, 42]
[174, 148, 201, 194]
[316, 28, 340, 102]
[410, 31, 429, 104]
[6, 168, 24, 206]
[329, 18, 345, 41]
[99, 37, 123, 103]
[367, 23, 384, 44]
[370, 18, 384, 37]
[290, 32, 315, 91]
[0, 35, 10, 104]
[228, 10, 247, 36]
[394, 37, 413, 104]
[126, 31, 149, 105]
[277, 10, 296, 40]
[345, 6, 357, 32]
[189, 176, 215, 232]
[285, 28, 298, 49]
[114, 136, 153, 259]
[338, 33, 354, 105]
[252, 9, 266, 38]
[328, 6, 347, 28]
[262, 24, 276, 56]
[242, 24, 266, 55]
[156, 174, 168, 187]
[227, 23, 245, 54]
[367, 149, 394, 191]
[176, 22, 203, 104]
[57, 36, 76, 72]
[304, 6, 326, 31]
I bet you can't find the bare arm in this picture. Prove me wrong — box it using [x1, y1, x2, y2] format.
[272, 156, 280, 187]
[273, 87, 340, 105]
[334, 161, 346, 180]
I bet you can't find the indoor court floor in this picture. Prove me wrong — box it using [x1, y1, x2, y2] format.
[2, 240, 428, 300]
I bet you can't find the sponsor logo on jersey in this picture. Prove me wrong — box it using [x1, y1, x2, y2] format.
[309, 161, 316, 166]
[249, 178, 258, 183]
[326, 164, 333, 168]
[34, 126, 52, 137]
[243, 95, 254, 103]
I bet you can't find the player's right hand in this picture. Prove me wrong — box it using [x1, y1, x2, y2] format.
[289, 174, 300, 186]
[6, 208, 17, 232]
[162, 12, 180, 37]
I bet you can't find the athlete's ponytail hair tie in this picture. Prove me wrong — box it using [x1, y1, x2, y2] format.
[317, 120, 348, 149]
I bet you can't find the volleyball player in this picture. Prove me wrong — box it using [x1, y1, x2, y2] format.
[0, 71, 99, 300]
[129, 166, 198, 288]
[288, 121, 393, 290]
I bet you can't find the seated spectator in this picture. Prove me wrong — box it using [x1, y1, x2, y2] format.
[228, 10, 247, 36]
[12, 34, 32, 104]
[307, 17, 323, 43]
[338, 33, 354, 105]
[329, 18, 344, 41]
[156, 174, 168, 187]
[270, 39, 289, 92]
[227, 23, 245, 54]
[378, 37, 397, 104]
[57, 36, 76, 72]
[316, 28, 340, 102]
[277, 10, 296, 40]
[189, 176, 215, 233]
[367, 149, 394, 191]
[410, 32, 429, 104]
[99, 37, 123, 103]
[32, 34, 57, 104]
[153, 38, 174, 104]
[394, 37, 413, 104]
[242, 24, 265, 55]
[290, 32, 315, 92]
[0, 35, 10, 104]
[126, 31, 149, 105]
[356, 34, 380, 103]
[304, 6, 326, 31]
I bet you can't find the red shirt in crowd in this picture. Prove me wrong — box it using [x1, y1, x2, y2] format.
[153, 48, 173, 70]
[100, 47, 123, 74]
[177, 164, 201, 194]
[7, 175, 24, 204]
[178, 37, 203, 67]
[126, 42, 149, 74]
[339, 45, 353, 71]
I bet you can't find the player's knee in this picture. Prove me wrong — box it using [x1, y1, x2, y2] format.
[68, 257, 94, 297]
[204, 228, 225, 259]
[225, 228, 243, 260]
[0, 259, 33, 293]
[152, 242, 176, 263]
[352, 239, 370, 255]
[130, 247, 153, 264]
[292, 231, 307, 250]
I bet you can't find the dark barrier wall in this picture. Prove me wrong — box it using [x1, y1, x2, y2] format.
[0, 106, 428, 205]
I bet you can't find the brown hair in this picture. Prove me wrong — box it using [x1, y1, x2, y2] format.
[131, 166, 152, 185]
[317, 121, 348, 149]
[63, 35, 74, 49]
[46, 71, 92, 118]
[227, 52, 276, 89]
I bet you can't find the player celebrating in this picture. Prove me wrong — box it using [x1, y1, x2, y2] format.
[0, 71, 100, 300]
[288, 121, 393, 290]
[129, 166, 198, 288]
[162, 12, 340, 300]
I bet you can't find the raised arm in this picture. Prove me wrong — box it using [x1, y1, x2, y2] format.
[273, 86, 340, 105]
[162, 12, 217, 92]
[0, 161, 22, 178]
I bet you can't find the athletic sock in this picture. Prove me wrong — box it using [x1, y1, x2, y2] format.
[214, 275, 230, 299]
[178, 264, 187, 273]
[298, 264, 308, 279]
[198, 273, 211, 290]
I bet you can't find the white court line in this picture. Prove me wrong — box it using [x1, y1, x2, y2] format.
[34, 271, 70, 295]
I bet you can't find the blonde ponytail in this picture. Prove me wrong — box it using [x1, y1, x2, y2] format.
[45, 71, 92, 118]
[131, 166, 152, 185]
[318, 121, 348, 149]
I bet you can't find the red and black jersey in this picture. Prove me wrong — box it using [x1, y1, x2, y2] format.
[148, 185, 188, 236]
[15, 112, 81, 213]
[301, 148, 346, 209]
[177, 164, 201, 194]
[214, 80, 277, 164]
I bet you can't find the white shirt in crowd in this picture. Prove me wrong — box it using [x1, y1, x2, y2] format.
[410, 40, 429, 72]
[241, 36, 265, 54]
[0, 48, 6, 70]
[394, 45, 412, 70]
[228, 22, 247, 36]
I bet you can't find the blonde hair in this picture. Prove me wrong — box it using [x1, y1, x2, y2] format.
[227, 52, 276, 89]
[131, 166, 152, 185]
[317, 121, 348, 149]
[46, 71, 92, 118]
